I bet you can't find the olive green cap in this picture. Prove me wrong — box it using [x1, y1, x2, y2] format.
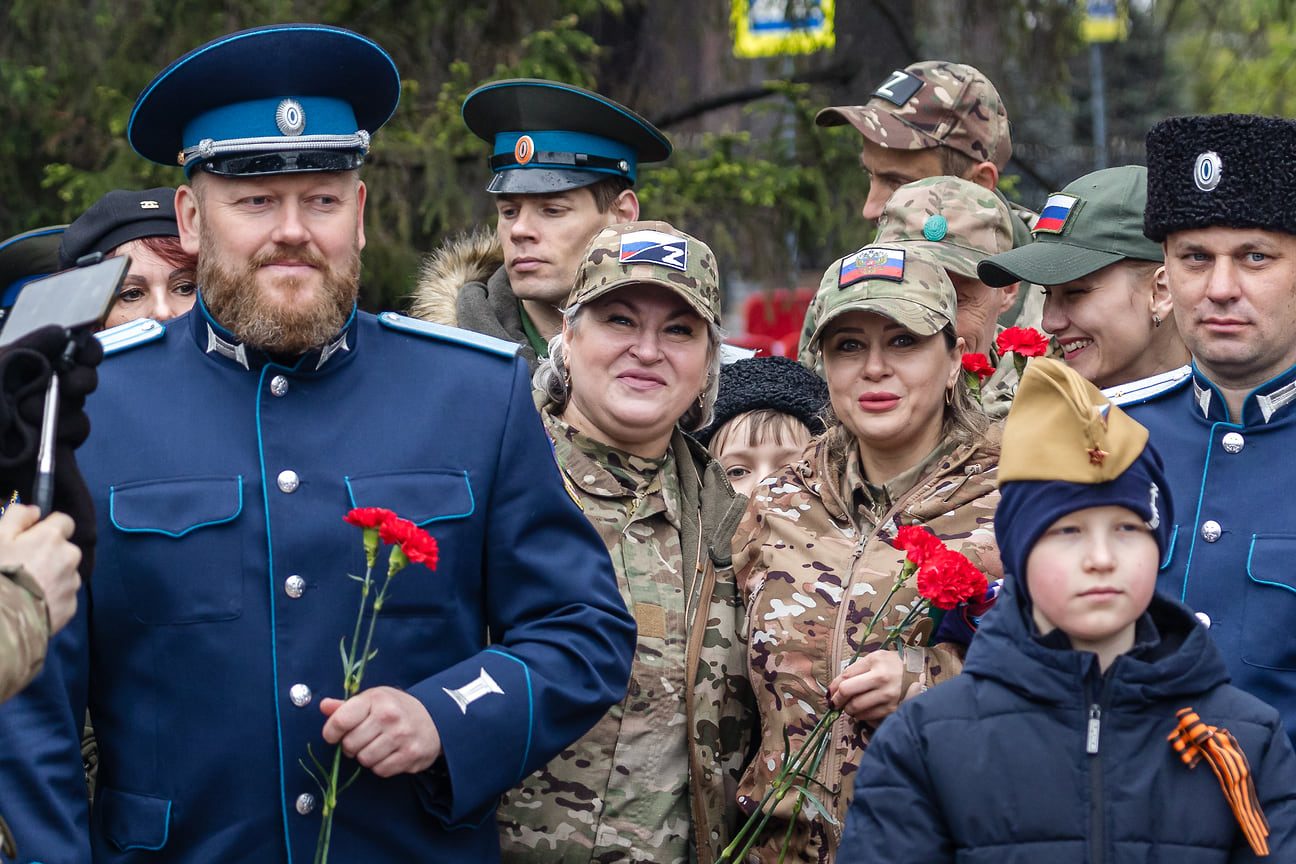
[874, 176, 1014, 279]
[978, 165, 1164, 288]
[808, 244, 955, 350]
[569, 220, 720, 325]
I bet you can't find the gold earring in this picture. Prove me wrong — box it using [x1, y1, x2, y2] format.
[945, 386, 953, 406]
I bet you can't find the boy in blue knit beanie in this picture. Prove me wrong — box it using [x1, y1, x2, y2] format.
[838, 357, 1296, 863]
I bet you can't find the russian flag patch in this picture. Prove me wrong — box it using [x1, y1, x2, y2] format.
[1034, 193, 1080, 235]
[840, 247, 905, 287]
[619, 229, 688, 271]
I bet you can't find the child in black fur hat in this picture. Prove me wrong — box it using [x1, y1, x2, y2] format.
[694, 355, 829, 496]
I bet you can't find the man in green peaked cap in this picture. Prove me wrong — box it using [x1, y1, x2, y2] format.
[411, 80, 671, 370]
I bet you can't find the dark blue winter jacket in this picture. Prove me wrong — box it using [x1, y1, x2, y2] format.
[839, 580, 1296, 863]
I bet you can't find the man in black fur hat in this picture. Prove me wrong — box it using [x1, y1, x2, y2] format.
[1121, 113, 1296, 748]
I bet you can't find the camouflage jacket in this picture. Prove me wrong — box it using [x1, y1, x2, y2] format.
[732, 430, 1002, 863]
[0, 568, 48, 704]
[407, 229, 544, 370]
[497, 408, 755, 864]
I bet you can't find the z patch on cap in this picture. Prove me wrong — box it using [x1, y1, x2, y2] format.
[839, 246, 906, 287]
[619, 229, 688, 271]
[871, 69, 923, 106]
[1033, 193, 1080, 235]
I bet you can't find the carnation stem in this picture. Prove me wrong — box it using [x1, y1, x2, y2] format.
[718, 562, 917, 863]
[314, 557, 374, 864]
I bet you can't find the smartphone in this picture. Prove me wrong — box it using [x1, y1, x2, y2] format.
[0, 255, 129, 347]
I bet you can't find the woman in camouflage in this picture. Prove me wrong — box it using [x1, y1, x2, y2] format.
[497, 221, 754, 864]
[733, 244, 1003, 863]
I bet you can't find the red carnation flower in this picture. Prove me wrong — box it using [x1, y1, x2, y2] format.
[378, 516, 417, 547]
[894, 525, 946, 568]
[344, 507, 396, 529]
[961, 353, 995, 382]
[400, 531, 439, 569]
[916, 547, 990, 610]
[996, 326, 1049, 358]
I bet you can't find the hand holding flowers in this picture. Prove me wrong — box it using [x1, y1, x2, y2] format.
[717, 525, 989, 863]
[302, 507, 439, 864]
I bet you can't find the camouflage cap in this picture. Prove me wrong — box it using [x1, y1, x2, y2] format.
[569, 220, 721, 325]
[874, 176, 1013, 279]
[816, 60, 1012, 169]
[808, 245, 956, 351]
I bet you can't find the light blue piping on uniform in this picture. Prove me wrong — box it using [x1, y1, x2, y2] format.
[482, 648, 533, 784]
[342, 472, 475, 524]
[255, 363, 295, 864]
[1158, 526, 1177, 572]
[1246, 536, 1296, 597]
[109, 481, 242, 537]
[1181, 421, 1236, 602]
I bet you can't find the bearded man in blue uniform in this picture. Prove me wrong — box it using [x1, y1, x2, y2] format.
[0, 24, 635, 863]
[1119, 113, 1296, 747]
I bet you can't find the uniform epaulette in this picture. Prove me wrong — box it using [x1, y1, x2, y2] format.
[96, 317, 165, 356]
[378, 311, 519, 358]
[1102, 364, 1192, 406]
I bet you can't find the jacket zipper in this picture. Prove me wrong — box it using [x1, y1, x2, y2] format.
[1086, 671, 1116, 864]
[823, 479, 935, 836]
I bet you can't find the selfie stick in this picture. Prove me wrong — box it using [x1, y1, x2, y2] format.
[33, 334, 76, 518]
[33, 373, 58, 516]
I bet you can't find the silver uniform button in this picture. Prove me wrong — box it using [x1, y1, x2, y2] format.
[295, 793, 316, 815]
[290, 683, 312, 707]
[285, 575, 306, 598]
[270, 375, 289, 397]
[1200, 520, 1222, 542]
[1195, 611, 1212, 629]
[277, 470, 300, 493]
[1221, 431, 1244, 454]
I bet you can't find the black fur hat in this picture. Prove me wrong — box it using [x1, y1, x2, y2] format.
[1144, 113, 1296, 242]
[694, 355, 830, 447]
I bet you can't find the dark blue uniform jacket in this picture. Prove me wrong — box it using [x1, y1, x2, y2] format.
[0, 305, 636, 863]
[1125, 364, 1296, 747]
[839, 580, 1296, 864]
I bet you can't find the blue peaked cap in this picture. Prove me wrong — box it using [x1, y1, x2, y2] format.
[128, 24, 400, 177]
[462, 78, 671, 194]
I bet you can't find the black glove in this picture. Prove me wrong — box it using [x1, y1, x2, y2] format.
[0, 325, 102, 578]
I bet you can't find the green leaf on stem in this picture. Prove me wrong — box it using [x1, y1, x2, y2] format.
[790, 785, 838, 825]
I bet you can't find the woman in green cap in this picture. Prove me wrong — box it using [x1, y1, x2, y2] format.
[978, 166, 1189, 399]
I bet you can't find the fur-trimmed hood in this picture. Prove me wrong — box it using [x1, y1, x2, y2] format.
[407, 229, 503, 328]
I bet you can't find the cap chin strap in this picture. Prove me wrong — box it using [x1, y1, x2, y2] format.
[489, 149, 630, 177]
[180, 130, 370, 166]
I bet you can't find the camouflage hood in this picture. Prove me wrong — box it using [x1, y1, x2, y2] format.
[408, 229, 504, 328]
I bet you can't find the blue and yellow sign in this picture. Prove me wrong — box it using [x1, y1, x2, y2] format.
[732, 0, 834, 58]
[1083, 0, 1129, 43]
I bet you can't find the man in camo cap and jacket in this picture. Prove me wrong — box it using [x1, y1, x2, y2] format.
[810, 60, 1043, 335]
